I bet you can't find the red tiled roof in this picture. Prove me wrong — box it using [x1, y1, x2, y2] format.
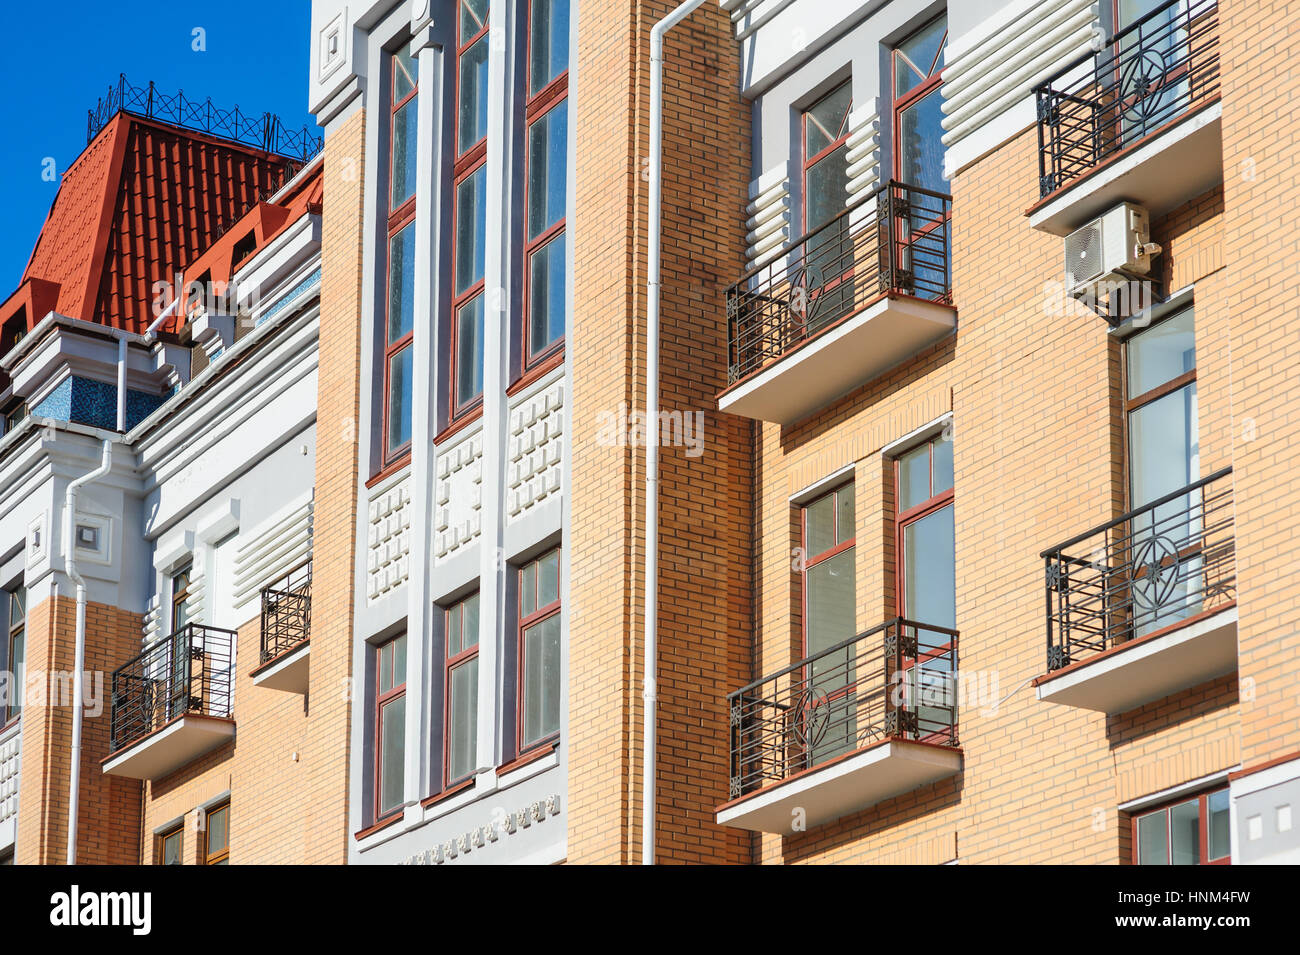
[16, 112, 296, 334]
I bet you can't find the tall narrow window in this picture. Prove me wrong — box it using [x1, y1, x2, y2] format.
[518, 549, 561, 751]
[383, 46, 419, 465]
[800, 82, 854, 332]
[800, 483, 855, 764]
[451, 1, 490, 419]
[4, 586, 24, 724]
[892, 15, 947, 194]
[522, 0, 570, 370]
[204, 801, 229, 865]
[1126, 307, 1198, 635]
[170, 566, 192, 631]
[1134, 787, 1229, 864]
[896, 431, 957, 742]
[444, 592, 480, 785]
[375, 634, 407, 820]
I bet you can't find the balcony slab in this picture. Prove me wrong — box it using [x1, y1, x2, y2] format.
[251, 640, 310, 694]
[102, 714, 235, 780]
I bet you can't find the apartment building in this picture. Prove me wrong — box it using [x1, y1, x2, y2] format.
[0, 79, 345, 864]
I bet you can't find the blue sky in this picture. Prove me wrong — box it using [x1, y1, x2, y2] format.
[0, 0, 314, 295]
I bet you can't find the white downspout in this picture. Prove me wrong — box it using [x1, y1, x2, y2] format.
[65, 331, 135, 864]
[644, 0, 707, 867]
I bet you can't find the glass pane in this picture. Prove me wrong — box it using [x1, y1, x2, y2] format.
[387, 222, 416, 343]
[1170, 799, 1200, 865]
[447, 604, 462, 657]
[932, 431, 954, 495]
[206, 806, 228, 855]
[904, 504, 956, 630]
[804, 81, 852, 158]
[455, 167, 487, 295]
[463, 593, 479, 649]
[378, 643, 393, 696]
[163, 831, 181, 865]
[527, 101, 569, 240]
[393, 634, 407, 687]
[393, 47, 418, 102]
[836, 485, 855, 546]
[1129, 309, 1195, 397]
[387, 346, 413, 452]
[1129, 382, 1198, 510]
[530, 0, 570, 94]
[1137, 809, 1169, 864]
[806, 548, 855, 662]
[894, 16, 946, 99]
[10, 589, 23, 625]
[539, 549, 560, 607]
[898, 87, 948, 193]
[1207, 790, 1230, 861]
[528, 232, 567, 359]
[9, 632, 23, 719]
[523, 614, 561, 746]
[521, 563, 536, 617]
[448, 658, 478, 781]
[805, 146, 849, 235]
[455, 295, 485, 408]
[460, 0, 489, 44]
[390, 97, 418, 209]
[805, 493, 836, 557]
[458, 36, 490, 152]
[379, 696, 405, 815]
[898, 443, 930, 511]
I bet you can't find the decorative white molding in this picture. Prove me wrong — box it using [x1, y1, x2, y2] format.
[434, 427, 484, 562]
[142, 594, 161, 645]
[845, 100, 882, 230]
[745, 164, 791, 272]
[719, 0, 796, 40]
[233, 498, 314, 611]
[399, 794, 562, 865]
[0, 720, 20, 846]
[368, 472, 412, 601]
[506, 376, 564, 523]
[941, 0, 1101, 174]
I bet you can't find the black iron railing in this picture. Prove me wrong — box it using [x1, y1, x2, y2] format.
[1035, 0, 1220, 197]
[1041, 468, 1235, 672]
[87, 74, 323, 162]
[726, 618, 959, 800]
[260, 561, 311, 664]
[725, 180, 952, 385]
[109, 624, 235, 754]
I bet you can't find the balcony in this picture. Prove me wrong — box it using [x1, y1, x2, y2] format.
[250, 560, 311, 693]
[718, 181, 955, 426]
[717, 618, 962, 834]
[1036, 469, 1236, 714]
[1029, 0, 1221, 235]
[102, 624, 236, 780]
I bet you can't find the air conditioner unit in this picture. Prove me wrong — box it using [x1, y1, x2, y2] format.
[1064, 202, 1161, 299]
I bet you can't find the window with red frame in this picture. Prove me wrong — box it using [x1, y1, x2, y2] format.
[518, 548, 561, 751]
[521, 0, 570, 373]
[892, 15, 947, 194]
[450, 0, 490, 420]
[3, 585, 25, 725]
[382, 45, 419, 465]
[800, 81, 854, 331]
[894, 430, 956, 739]
[800, 483, 855, 764]
[444, 592, 480, 785]
[374, 634, 407, 820]
[1133, 786, 1230, 864]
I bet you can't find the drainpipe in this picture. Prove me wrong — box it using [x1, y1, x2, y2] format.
[65, 321, 141, 863]
[643, 0, 707, 867]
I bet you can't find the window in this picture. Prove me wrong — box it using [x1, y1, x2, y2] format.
[892, 15, 947, 194]
[444, 593, 480, 785]
[800, 82, 854, 331]
[375, 634, 407, 820]
[800, 484, 855, 764]
[171, 565, 192, 631]
[522, 0, 570, 371]
[1133, 787, 1230, 864]
[203, 801, 229, 865]
[158, 824, 183, 865]
[451, 0, 490, 420]
[518, 549, 561, 751]
[4, 586, 24, 724]
[895, 430, 956, 741]
[2, 401, 27, 435]
[383, 45, 419, 465]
